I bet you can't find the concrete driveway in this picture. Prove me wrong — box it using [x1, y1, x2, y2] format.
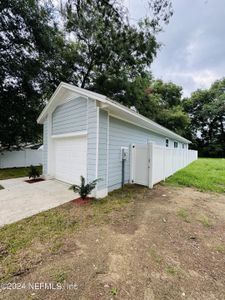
[0, 178, 76, 227]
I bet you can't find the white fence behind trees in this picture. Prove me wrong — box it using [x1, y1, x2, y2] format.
[131, 143, 198, 188]
[0, 149, 43, 169]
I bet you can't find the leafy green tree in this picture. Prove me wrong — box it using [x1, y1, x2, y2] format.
[0, 0, 56, 148]
[65, 0, 172, 92]
[183, 78, 225, 157]
[102, 76, 190, 136]
[146, 80, 190, 135]
[121, 74, 161, 120]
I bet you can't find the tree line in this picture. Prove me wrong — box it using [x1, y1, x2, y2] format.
[0, 0, 224, 157]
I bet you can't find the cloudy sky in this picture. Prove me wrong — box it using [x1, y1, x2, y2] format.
[126, 0, 225, 97]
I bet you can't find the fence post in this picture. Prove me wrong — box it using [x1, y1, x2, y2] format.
[148, 142, 154, 188]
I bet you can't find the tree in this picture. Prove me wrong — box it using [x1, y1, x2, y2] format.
[100, 76, 190, 136]
[65, 0, 172, 93]
[183, 78, 225, 157]
[119, 74, 161, 120]
[0, 0, 66, 149]
[146, 80, 190, 135]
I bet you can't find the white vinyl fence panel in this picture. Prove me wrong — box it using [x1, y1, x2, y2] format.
[131, 143, 198, 188]
[151, 145, 197, 186]
[0, 149, 43, 169]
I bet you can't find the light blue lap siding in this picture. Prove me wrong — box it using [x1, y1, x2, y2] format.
[108, 116, 171, 191]
[87, 99, 97, 183]
[52, 96, 87, 135]
[43, 118, 48, 175]
[98, 110, 108, 189]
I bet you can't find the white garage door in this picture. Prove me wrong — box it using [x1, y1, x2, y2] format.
[54, 136, 87, 184]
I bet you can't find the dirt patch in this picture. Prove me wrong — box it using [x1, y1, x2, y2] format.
[1, 185, 225, 299]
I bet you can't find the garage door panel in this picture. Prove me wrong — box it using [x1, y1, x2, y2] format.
[54, 136, 87, 184]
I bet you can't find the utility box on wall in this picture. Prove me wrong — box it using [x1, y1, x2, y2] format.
[121, 147, 129, 161]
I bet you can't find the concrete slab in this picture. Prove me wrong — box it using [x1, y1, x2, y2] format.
[0, 177, 76, 227]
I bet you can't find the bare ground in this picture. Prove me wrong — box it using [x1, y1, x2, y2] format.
[1, 185, 225, 300]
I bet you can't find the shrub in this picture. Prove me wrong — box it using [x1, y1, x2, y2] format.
[69, 176, 100, 199]
[28, 165, 40, 180]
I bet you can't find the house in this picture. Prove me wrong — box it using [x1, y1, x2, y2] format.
[37, 82, 192, 198]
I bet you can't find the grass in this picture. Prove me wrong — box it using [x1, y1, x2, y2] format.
[165, 158, 225, 193]
[177, 208, 191, 223]
[197, 214, 213, 228]
[0, 185, 136, 283]
[149, 248, 162, 263]
[110, 287, 118, 296]
[0, 166, 42, 180]
[166, 266, 177, 276]
[215, 244, 225, 253]
[53, 270, 68, 284]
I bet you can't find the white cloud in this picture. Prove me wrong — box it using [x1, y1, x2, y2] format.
[191, 70, 218, 88]
[126, 0, 225, 97]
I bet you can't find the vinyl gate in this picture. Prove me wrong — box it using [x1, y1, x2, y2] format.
[131, 143, 198, 188]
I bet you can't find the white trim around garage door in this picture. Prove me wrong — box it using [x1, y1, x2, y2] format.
[51, 131, 87, 139]
[53, 134, 88, 184]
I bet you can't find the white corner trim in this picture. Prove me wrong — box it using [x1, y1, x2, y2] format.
[86, 98, 89, 181]
[106, 113, 109, 187]
[47, 113, 53, 176]
[95, 107, 99, 179]
[51, 131, 87, 139]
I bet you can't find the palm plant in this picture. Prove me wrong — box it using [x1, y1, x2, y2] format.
[69, 176, 100, 199]
[28, 165, 40, 180]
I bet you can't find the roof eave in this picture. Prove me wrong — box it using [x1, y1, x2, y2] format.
[37, 82, 191, 144]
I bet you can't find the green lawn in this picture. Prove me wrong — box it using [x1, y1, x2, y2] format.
[165, 158, 225, 193]
[0, 166, 42, 180]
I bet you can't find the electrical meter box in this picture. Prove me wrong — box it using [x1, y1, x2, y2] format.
[121, 147, 129, 161]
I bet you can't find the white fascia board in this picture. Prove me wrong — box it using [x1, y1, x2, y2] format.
[37, 82, 64, 124]
[60, 82, 108, 102]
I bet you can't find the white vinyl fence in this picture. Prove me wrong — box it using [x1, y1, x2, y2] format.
[0, 149, 43, 169]
[131, 143, 198, 188]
